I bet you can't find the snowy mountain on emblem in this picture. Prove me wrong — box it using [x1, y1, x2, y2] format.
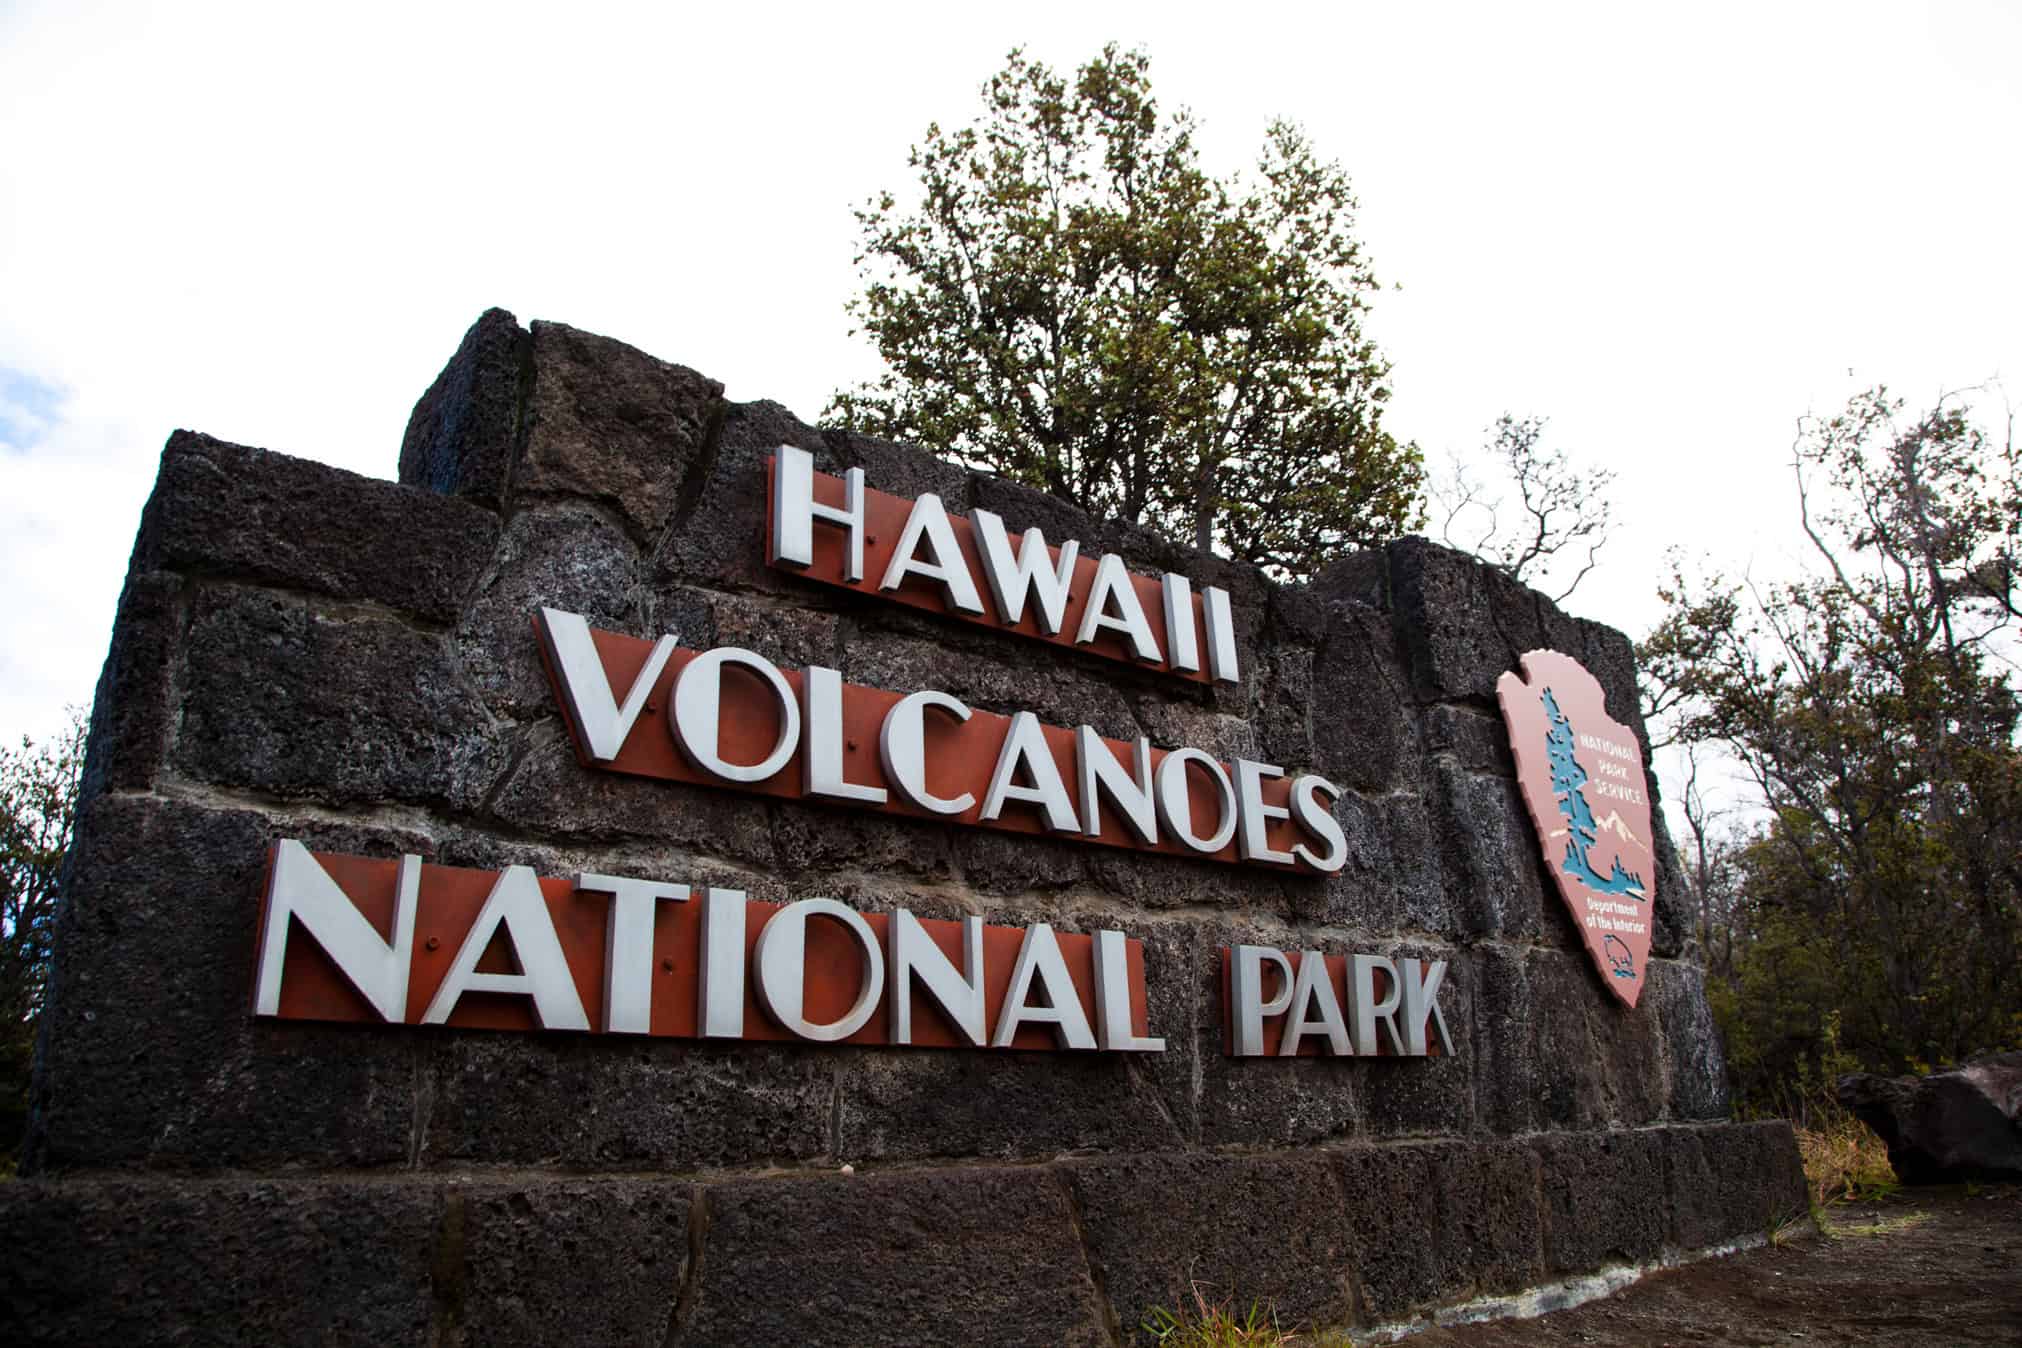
[1594, 810, 1642, 848]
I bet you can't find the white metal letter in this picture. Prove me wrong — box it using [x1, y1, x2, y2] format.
[1288, 775, 1348, 874]
[1094, 929, 1164, 1052]
[697, 888, 747, 1038]
[1348, 954, 1406, 1057]
[1075, 728, 1158, 844]
[878, 690, 976, 815]
[980, 711, 1079, 832]
[576, 872, 689, 1036]
[539, 607, 676, 763]
[254, 840, 419, 1023]
[1230, 945, 1295, 1057]
[878, 494, 985, 614]
[769, 444, 865, 582]
[1235, 759, 1295, 865]
[802, 665, 887, 805]
[971, 509, 1079, 634]
[753, 898, 886, 1043]
[990, 923, 1097, 1050]
[671, 647, 801, 784]
[1073, 554, 1163, 663]
[1400, 958, 1455, 1057]
[1279, 953, 1351, 1056]
[1203, 586, 1240, 683]
[421, 866, 590, 1030]
[1154, 748, 1238, 853]
[886, 910, 987, 1046]
[1160, 573, 1201, 674]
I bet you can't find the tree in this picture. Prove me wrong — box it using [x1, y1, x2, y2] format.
[828, 46, 1424, 579]
[1432, 414, 1615, 600]
[1642, 387, 2022, 1102]
[0, 710, 82, 1168]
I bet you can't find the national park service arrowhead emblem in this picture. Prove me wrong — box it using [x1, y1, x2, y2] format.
[1496, 650, 1655, 1007]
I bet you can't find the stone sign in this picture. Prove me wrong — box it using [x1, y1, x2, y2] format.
[0, 310, 1807, 1347]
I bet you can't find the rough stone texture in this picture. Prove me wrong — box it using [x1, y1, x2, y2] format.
[454, 1180, 690, 1347]
[76, 568, 181, 802]
[1535, 1129, 1668, 1273]
[27, 795, 422, 1171]
[425, 1037, 833, 1171]
[516, 320, 725, 542]
[1336, 1138, 1546, 1321]
[679, 1168, 1108, 1346]
[18, 311, 1769, 1342]
[1067, 1152, 1356, 1339]
[399, 306, 530, 508]
[1473, 947, 1665, 1135]
[1647, 956, 1731, 1120]
[173, 584, 507, 811]
[0, 1178, 439, 1346]
[1664, 1119, 1807, 1250]
[1838, 1052, 2022, 1184]
[1334, 1142, 1445, 1318]
[457, 502, 643, 718]
[144, 430, 500, 624]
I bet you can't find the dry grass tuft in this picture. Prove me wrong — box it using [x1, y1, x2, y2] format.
[1141, 1284, 1354, 1347]
[1794, 1101, 1898, 1207]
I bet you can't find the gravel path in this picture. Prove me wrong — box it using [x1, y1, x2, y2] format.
[1408, 1186, 2021, 1347]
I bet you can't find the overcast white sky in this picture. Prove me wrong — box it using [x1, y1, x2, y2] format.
[3, 1, 2018, 825]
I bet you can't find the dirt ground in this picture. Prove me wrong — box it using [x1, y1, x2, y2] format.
[1410, 1186, 2021, 1347]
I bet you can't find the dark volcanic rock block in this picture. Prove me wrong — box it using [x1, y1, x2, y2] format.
[679, 1168, 1107, 1346]
[1437, 1138, 1547, 1296]
[517, 320, 725, 542]
[1333, 1143, 1443, 1320]
[485, 723, 779, 867]
[423, 1037, 832, 1171]
[833, 1049, 1184, 1163]
[1838, 1052, 2022, 1184]
[1435, 761, 1562, 945]
[456, 502, 643, 718]
[1067, 1151, 1355, 1340]
[453, 1179, 691, 1347]
[1664, 1120, 1808, 1248]
[1387, 536, 1543, 705]
[1535, 1129, 1667, 1273]
[77, 568, 181, 801]
[400, 307, 531, 508]
[1334, 1138, 1544, 1319]
[1314, 787, 1454, 936]
[1645, 957, 1730, 1121]
[652, 398, 825, 595]
[1308, 597, 1417, 793]
[1359, 944, 1476, 1139]
[1473, 948, 1666, 1134]
[173, 584, 507, 810]
[145, 430, 499, 624]
[27, 795, 423, 1171]
[0, 1177, 438, 1347]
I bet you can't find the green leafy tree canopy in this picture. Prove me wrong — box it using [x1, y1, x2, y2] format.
[828, 45, 1423, 579]
[1642, 387, 2022, 1096]
[1, 709, 84, 1168]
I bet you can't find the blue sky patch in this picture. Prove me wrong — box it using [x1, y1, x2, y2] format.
[0, 367, 68, 454]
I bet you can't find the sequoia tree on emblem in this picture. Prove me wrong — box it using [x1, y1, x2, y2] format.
[1496, 650, 1656, 1007]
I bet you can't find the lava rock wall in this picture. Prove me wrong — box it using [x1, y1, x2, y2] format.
[3, 311, 1805, 1345]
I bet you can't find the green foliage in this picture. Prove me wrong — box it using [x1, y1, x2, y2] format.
[1644, 388, 2022, 1108]
[0, 710, 83, 1170]
[1141, 1286, 1338, 1348]
[829, 46, 1423, 579]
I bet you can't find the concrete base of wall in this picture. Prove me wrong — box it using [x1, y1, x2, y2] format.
[2, 1121, 1804, 1347]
